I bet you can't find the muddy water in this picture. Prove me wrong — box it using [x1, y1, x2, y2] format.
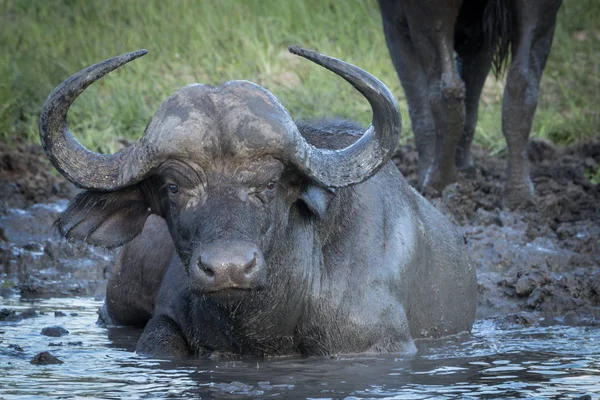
[1, 297, 598, 399]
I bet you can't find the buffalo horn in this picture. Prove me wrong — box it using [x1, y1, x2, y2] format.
[39, 50, 151, 190]
[287, 46, 401, 187]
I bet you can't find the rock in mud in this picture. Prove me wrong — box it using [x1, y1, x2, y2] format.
[30, 351, 64, 365]
[573, 394, 592, 400]
[20, 308, 37, 319]
[41, 326, 69, 337]
[0, 309, 21, 322]
[8, 343, 24, 352]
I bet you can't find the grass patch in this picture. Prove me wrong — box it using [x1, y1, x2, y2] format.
[1, 0, 598, 153]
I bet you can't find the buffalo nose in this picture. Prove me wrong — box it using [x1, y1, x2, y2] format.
[193, 241, 266, 291]
[201, 252, 257, 278]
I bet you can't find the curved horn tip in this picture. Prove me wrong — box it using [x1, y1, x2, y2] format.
[289, 46, 333, 68]
[288, 45, 302, 54]
[129, 49, 149, 59]
[115, 49, 148, 65]
[288, 45, 315, 58]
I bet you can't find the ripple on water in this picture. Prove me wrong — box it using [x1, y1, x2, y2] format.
[0, 297, 599, 399]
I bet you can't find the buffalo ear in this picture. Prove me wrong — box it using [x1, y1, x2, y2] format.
[297, 185, 336, 220]
[55, 185, 153, 248]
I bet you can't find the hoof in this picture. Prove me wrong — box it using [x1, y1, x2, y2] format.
[455, 150, 475, 178]
[421, 165, 458, 194]
[502, 180, 534, 209]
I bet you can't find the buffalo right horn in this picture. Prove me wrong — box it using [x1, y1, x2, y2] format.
[287, 46, 401, 188]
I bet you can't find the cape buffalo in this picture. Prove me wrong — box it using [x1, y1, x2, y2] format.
[39, 47, 476, 358]
[378, 0, 562, 207]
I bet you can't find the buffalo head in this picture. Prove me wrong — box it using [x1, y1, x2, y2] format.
[39, 47, 401, 299]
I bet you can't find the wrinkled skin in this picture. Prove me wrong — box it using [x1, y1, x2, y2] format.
[60, 115, 475, 358]
[378, 0, 562, 208]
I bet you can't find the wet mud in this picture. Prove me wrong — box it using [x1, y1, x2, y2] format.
[394, 138, 600, 324]
[0, 143, 113, 299]
[1, 139, 599, 325]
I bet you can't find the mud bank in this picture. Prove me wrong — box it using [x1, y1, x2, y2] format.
[394, 138, 600, 324]
[1, 140, 599, 324]
[0, 144, 114, 299]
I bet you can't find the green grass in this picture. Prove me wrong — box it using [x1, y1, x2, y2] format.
[1, 0, 598, 154]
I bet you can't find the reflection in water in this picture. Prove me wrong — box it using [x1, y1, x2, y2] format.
[1, 297, 598, 398]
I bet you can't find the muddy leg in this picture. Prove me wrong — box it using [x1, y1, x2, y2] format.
[501, 0, 562, 208]
[379, 1, 435, 185]
[456, 50, 494, 176]
[403, 1, 465, 192]
[136, 314, 191, 358]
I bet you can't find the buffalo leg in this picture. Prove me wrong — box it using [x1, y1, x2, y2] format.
[501, 0, 562, 208]
[379, 1, 435, 185]
[404, 1, 465, 192]
[105, 215, 173, 326]
[136, 315, 191, 358]
[455, 49, 494, 176]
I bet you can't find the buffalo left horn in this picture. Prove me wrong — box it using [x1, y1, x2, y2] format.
[287, 46, 401, 188]
[39, 50, 151, 191]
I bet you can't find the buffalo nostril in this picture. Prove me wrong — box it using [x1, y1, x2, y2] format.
[198, 259, 215, 278]
[243, 255, 258, 274]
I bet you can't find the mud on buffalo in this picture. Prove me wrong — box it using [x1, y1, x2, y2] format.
[39, 47, 476, 358]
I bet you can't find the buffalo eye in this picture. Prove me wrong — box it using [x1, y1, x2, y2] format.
[168, 184, 179, 195]
[252, 181, 277, 204]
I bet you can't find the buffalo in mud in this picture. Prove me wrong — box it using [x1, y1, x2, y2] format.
[378, 0, 562, 207]
[39, 47, 476, 358]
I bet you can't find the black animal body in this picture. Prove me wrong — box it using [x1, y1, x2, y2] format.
[378, 0, 562, 207]
[39, 47, 476, 358]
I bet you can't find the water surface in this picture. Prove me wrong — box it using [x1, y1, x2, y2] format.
[1, 297, 598, 399]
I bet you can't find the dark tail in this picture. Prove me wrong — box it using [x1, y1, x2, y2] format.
[483, 0, 512, 77]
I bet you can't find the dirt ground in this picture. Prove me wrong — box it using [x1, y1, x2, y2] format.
[1, 139, 599, 325]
